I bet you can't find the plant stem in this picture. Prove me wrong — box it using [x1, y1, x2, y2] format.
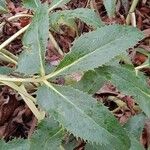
[126, 0, 139, 25]
[49, 31, 64, 56]
[1, 49, 18, 61]
[0, 52, 17, 64]
[0, 81, 37, 103]
[0, 74, 41, 83]
[19, 85, 45, 121]
[0, 14, 33, 29]
[0, 24, 30, 51]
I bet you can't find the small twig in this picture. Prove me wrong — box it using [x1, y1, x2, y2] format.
[0, 24, 30, 51]
[126, 0, 139, 25]
[0, 14, 32, 29]
[49, 31, 64, 56]
[130, 12, 136, 27]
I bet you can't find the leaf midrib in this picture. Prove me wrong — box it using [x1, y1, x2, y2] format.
[47, 32, 135, 78]
[46, 82, 121, 144]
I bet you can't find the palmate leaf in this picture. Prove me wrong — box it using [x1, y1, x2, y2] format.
[0, 117, 64, 150]
[103, 0, 116, 18]
[49, 0, 71, 11]
[17, 4, 49, 75]
[37, 84, 130, 149]
[47, 25, 144, 78]
[49, 8, 103, 30]
[22, 0, 41, 10]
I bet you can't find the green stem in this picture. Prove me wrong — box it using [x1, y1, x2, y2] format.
[0, 74, 41, 83]
[1, 49, 18, 61]
[0, 81, 37, 103]
[126, 0, 139, 25]
[19, 85, 45, 121]
[0, 52, 17, 64]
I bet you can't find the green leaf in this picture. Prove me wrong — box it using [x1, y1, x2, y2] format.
[85, 114, 146, 150]
[48, 25, 144, 78]
[49, 0, 71, 11]
[0, 67, 13, 75]
[30, 116, 64, 150]
[17, 4, 49, 75]
[73, 67, 109, 94]
[124, 114, 146, 150]
[129, 135, 145, 150]
[49, 8, 103, 30]
[106, 65, 150, 117]
[0, 117, 64, 150]
[0, 0, 7, 13]
[37, 84, 130, 149]
[124, 113, 146, 139]
[103, 0, 116, 18]
[22, 0, 41, 10]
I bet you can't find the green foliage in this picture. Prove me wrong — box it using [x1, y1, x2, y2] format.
[17, 4, 49, 75]
[107, 65, 150, 117]
[49, 25, 143, 77]
[0, 1, 147, 149]
[22, 0, 41, 10]
[0, 67, 13, 75]
[124, 114, 146, 150]
[49, 8, 103, 31]
[49, 0, 71, 11]
[0, 117, 64, 150]
[37, 84, 130, 149]
[103, 0, 116, 18]
[0, 0, 7, 13]
[124, 113, 146, 139]
[73, 67, 110, 94]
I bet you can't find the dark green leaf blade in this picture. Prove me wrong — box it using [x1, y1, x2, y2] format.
[103, 0, 116, 18]
[73, 67, 109, 94]
[124, 114, 146, 150]
[107, 65, 150, 117]
[17, 4, 49, 75]
[22, 0, 41, 10]
[0, 67, 13, 75]
[49, 25, 144, 77]
[37, 84, 130, 149]
[124, 113, 146, 139]
[49, 0, 71, 11]
[30, 116, 64, 150]
[49, 8, 103, 30]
